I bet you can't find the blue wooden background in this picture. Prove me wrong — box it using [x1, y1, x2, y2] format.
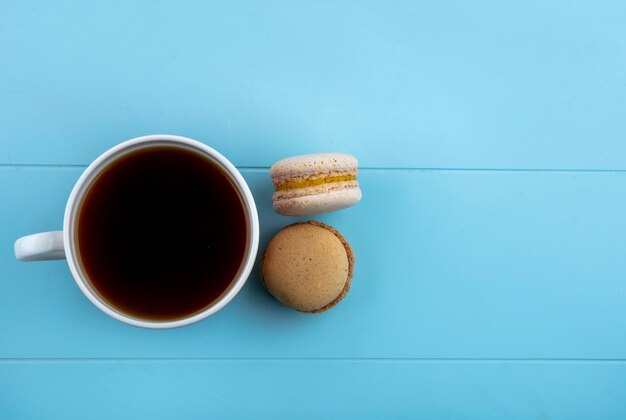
[2, 1, 626, 418]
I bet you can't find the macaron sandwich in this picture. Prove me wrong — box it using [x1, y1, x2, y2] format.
[261, 221, 354, 313]
[270, 153, 362, 216]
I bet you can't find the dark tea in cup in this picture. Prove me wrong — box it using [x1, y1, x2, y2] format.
[76, 146, 247, 321]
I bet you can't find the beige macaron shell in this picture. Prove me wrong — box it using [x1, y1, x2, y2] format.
[273, 185, 362, 216]
[262, 223, 350, 312]
[270, 153, 358, 178]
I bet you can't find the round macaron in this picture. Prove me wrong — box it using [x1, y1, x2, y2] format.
[270, 153, 362, 216]
[261, 221, 354, 313]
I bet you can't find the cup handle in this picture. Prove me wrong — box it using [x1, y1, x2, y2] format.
[14, 231, 66, 262]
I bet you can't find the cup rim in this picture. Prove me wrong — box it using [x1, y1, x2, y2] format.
[63, 134, 260, 329]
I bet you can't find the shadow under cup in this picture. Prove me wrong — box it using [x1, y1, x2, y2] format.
[67, 140, 256, 326]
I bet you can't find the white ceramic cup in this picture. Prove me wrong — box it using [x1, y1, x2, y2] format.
[14, 134, 259, 329]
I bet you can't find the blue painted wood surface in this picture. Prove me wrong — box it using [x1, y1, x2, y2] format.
[2, 0, 626, 418]
[2, 361, 626, 419]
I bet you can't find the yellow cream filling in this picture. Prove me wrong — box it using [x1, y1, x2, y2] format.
[275, 175, 356, 191]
